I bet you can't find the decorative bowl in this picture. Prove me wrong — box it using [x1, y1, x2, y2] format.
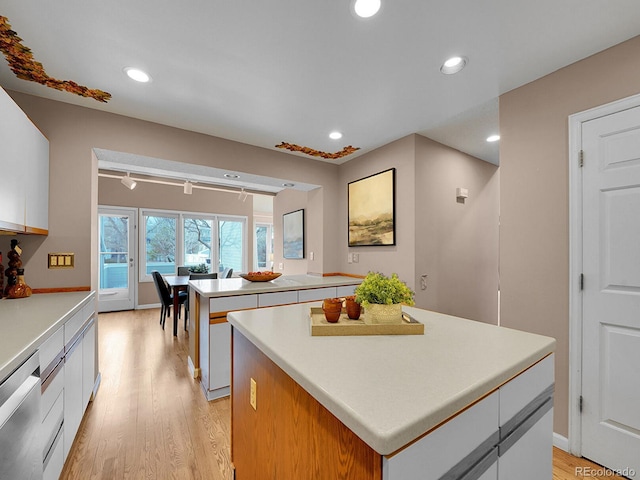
[239, 272, 282, 282]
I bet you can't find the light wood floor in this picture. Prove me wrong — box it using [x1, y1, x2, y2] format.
[61, 308, 623, 479]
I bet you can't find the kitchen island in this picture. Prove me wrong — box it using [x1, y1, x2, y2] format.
[188, 274, 361, 400]
[228, 303, 556, 480]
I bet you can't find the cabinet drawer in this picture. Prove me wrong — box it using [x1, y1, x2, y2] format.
[41, 361, 63, 421]
[383, 391, 499, 480]
[258, 291, 298, 307]
[499, 354, 554, 427]
[210, 295, 257, 314]
[336, 285, 358, 297]
[41, 389, 63, 460]
[39, 326, 63, 375]
[298, 287, 337, 302]
[64, 308, 85, 346]
[43, 421, 63, 480]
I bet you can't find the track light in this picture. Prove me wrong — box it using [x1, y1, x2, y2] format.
[121, 173, 137, 190]
[183, 181, 193, 194]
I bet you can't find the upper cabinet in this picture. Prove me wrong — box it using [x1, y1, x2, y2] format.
[0, 87, 49, 234]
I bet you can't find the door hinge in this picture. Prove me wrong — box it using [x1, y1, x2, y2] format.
[579, 150, 584, 167]
[579, 395, 583, 413]
[580, 273, 584, 291]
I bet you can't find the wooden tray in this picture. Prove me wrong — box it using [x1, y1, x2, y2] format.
[310, 307, 424, 336]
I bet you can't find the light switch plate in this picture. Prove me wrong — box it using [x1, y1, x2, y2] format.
[48, 253, 74, 269]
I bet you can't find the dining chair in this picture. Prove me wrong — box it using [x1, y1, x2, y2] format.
[189, 273, 218, 280]
[152, 271, 187, 330]
[177, 266, 190, 276]
[222, 267, 233, 278]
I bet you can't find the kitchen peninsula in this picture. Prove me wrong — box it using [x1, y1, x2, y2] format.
[228, 303, 556, 480]
[188, 274, 361, 400]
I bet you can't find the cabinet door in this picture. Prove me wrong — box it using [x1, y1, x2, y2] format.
[0, 87, 27, 230]
[64, 337, 83, 459]
[24, 125, 49, 232]
[82, 321, 96, 408]
[498, 409, 553, 480]
[209, 322, 231, 393]
[383, 391, 499, 480]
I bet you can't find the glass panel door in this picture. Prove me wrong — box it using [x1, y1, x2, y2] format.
[219, 218, 245, 274]
[98, 207, 136, 312]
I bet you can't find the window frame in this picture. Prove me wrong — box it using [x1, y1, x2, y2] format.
[139, 208, 247, 282]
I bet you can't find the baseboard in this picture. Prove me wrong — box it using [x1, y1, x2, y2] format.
[136, 303, 162, 310]
[553, 432, 569, 452]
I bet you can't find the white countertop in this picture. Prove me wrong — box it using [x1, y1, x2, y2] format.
[189, 274, 361, 298]
[227, 303, 556, 455]
[0, 291, 94, 381]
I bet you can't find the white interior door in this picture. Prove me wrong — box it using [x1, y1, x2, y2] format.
[98, 207, 136, 312]
[581, 105, 640, 479]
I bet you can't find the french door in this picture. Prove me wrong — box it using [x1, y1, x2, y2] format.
[98, 207, 136, 312]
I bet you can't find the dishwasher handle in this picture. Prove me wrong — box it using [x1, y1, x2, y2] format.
[0, 353, 40, 410]
[0, 374, 40, 428]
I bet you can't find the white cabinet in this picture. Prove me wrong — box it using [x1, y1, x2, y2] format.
[383, 392, 499, 480]
[0, 86, 49, 233]
[382, 354, 554, 480]
[82, 320, 96, 408]
[258, 291, 298, 307]
[298, 287, 337, 302]
[63, 335, 83, 458]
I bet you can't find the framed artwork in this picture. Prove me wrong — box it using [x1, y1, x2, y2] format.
[348, 168, 396, 246]
[283, 209, 305, 259]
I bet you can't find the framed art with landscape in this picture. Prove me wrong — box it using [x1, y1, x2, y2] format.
[348, 168, 396, 246]
[283, 209, 305, 259]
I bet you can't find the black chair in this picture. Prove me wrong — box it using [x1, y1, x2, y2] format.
[221, 267, 233, 278]
[177, 266, 191, 276]
[189, 273, 218, 280]
[152, 271, 187, 330]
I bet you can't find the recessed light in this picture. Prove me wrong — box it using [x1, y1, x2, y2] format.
[486, 134, 500, 143]
[329, 131, 343, 140]
[124, 67, 151, 83]
[440, 56, 468, 75]
[282, 183, 295, 188]
[224, 173, 240, 179]
[353, 0, 381, 18]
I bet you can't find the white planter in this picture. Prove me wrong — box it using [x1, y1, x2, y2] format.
[366, 303, 402, 324]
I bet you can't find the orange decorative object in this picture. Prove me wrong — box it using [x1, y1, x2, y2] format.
[0, 16, 111, 103]
[275, 142, 360, 160]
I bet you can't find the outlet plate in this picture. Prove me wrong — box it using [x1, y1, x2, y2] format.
[250, 378, 257, 410]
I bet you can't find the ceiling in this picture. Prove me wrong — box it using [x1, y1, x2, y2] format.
[1, 1, 640, 169]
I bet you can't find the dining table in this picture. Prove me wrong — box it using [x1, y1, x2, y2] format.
[164, 275, 190, 336]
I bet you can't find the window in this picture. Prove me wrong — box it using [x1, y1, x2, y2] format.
[184, 217, 213, 269]
[143, 213, 177, 276]
[140, 209, 246, 280]
[219, 218, 245, 274]
[254, 222, 273, 270]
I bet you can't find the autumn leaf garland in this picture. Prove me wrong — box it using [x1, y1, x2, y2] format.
[0, 15, 111, 102]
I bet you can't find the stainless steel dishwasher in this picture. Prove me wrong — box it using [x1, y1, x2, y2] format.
[0, 352, 42, 480]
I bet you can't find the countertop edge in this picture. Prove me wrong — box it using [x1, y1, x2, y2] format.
[0, 291, 95, 381]
[190, 275, 361, 297]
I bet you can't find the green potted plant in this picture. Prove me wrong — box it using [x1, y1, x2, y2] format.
[354, 272, 415, 324]
[189, 263, 209, 274]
